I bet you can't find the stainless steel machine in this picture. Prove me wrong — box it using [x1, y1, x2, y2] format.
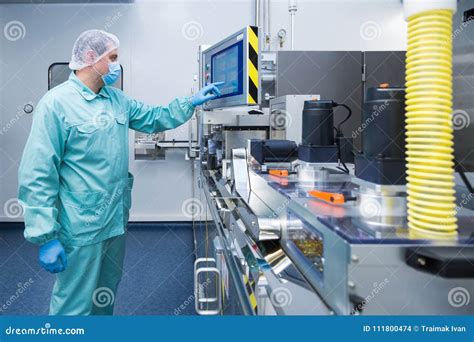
[192, 26, 474, 316]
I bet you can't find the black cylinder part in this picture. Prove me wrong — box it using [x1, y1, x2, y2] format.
[302, 100, 335, 146]
[362, 87, 406, 159]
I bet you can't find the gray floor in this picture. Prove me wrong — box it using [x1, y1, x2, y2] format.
[0, 222, 196, 315]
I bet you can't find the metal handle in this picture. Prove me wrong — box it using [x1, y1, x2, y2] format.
[194, 257, 216, 270]
[194, 258, 222, 315]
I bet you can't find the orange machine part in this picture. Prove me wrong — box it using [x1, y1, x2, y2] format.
[268, 169, 289, 177]
[308, 190, 345, 205]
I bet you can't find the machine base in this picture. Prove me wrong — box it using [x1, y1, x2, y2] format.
[298, 144, 338, 163]
[354, 153, 406, 185]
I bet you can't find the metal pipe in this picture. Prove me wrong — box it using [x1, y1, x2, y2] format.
[255, 0, 260, 27]
[264, 0, 270, 51]
[289, 0, 298, 50]
[290, 13, 295, 50]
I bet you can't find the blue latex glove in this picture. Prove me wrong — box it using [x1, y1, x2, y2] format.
[191, 82, 223, 106]
[39, 240, 67, 273]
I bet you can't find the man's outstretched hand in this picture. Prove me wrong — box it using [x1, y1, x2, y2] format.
[191, 82, 223, 106]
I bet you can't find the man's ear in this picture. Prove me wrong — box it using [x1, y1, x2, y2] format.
[84, 49, 97, 65]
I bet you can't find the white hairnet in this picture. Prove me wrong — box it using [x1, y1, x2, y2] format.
[69, 29, 120, 70]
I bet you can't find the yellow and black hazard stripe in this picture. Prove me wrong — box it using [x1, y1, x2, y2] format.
[247, 25, 259, 105]
[243, 274, 257, 312]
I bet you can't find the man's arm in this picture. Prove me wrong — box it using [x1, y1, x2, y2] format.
[125, 83, 222, 133]
[18, 99, 67, 245]
[127, 96, 196, 133]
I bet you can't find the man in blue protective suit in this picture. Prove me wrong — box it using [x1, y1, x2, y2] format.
[17, 29, 221, 315]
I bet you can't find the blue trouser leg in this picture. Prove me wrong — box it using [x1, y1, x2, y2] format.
[91, 235, 126, 315]
[49, 234, 125, 315]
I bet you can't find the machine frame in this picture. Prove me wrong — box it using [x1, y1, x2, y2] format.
[201, 26, 261, 109]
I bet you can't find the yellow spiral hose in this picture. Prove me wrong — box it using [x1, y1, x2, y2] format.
[405, 9, 457, 239]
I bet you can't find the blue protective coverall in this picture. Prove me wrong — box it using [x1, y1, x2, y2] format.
[18, 72, 195, 314]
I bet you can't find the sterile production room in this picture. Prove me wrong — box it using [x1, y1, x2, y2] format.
[0, 0, 473, 329]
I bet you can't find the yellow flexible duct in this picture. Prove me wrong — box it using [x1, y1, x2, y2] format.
[405, 9, 457, 239]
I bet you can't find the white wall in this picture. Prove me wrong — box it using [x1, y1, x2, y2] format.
[0, 0, 407, 222]
[266, 0, 406, 51]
